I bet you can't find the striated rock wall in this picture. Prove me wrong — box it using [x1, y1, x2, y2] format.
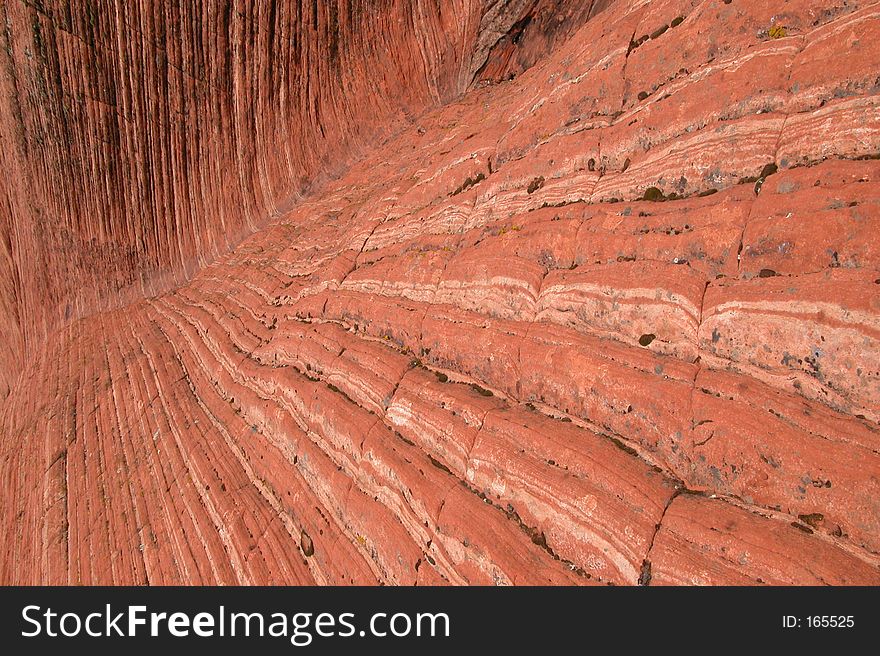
[1, 0, 879, 585]
[0, 0, 582, 397]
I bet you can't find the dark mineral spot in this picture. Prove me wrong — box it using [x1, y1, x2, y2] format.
[798, 513, 824, 528]
[759, 163, 778, 179]
[451, 171, 486, 196]
[642, 186, 664, 201]
[530, 531, 548, 548]
[300, 530, 315, 557]
[428, 454, 453, 475]
[650, 24, 669, 40]
[469, 383, 494, 397]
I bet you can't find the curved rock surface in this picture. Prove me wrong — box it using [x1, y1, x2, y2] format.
[0, 0, 579, 396]
[1, 0, 879, 585]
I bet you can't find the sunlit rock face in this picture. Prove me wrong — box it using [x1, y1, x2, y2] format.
[1, 0, 879, 585]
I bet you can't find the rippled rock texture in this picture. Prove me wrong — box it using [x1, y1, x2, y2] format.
[1, 0, 879, 585]
[0, 0, 590, 397]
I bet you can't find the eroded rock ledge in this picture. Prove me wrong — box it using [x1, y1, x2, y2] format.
[1, 0, 879, 585]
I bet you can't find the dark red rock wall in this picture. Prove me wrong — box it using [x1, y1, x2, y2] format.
[0, 0, 581, 397]
[1, 0, 878, 585]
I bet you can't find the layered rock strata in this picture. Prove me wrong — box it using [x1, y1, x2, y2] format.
[0, 0, 589, 396]
[1, 0, 879, 585]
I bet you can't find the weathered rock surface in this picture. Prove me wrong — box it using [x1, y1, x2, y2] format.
[0, 0, 579, 397]
[1, 0, 879, 585]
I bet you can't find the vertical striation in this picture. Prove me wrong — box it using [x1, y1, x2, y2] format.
[0, 0, 567, 395]
[1, 0, 879, 585]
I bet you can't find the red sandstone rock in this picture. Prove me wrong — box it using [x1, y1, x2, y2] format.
[1, 0, 879, 586]
[688, 368, 880, 554]
[700, 268, 880, 418]
[741, 161, 880, 276]
[649, 495, 880, 586]
[538, 260, 706, 360]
